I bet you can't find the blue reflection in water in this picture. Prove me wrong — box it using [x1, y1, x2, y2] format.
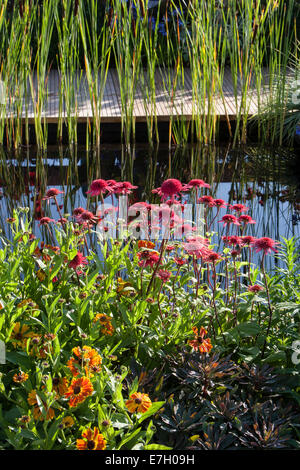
[0, 146, 299, 274]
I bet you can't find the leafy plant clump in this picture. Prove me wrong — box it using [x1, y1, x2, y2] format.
[0, 177, 299, 450]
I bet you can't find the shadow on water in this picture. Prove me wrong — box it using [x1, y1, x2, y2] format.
[0, 144, 299, 270]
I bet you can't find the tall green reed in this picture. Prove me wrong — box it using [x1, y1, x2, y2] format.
[179, 0, 223, 145]
[0, 0, 297, 149]
[29, 0, 55, 149]
[78, 0, 113, 149]
[140, 0, 161, 146]
[254, 1, 297, 145]
[111, 0, 146, 147]
[0, 1, 33, 148]
[55, 0, 81, 146]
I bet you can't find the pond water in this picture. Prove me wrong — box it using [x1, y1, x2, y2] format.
[0, 144, 299, 269]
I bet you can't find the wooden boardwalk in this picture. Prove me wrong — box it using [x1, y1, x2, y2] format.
[9, 67, 275, 123]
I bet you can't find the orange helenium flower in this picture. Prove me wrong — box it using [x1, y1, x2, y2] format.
[27, 390, 55, 421]
[189, 326, 213, 353]
[10, 323, 33, 348]
[13, 371, 29, 383]
[52, 377, 69, 396]
[138, 240, 156, 250]
[17, 299, 38, 310]
[125, 392, 152, 413]
[93, 314, 114, 336]
[65, 376, 94, 408]
[76, 427, 107, 450]
[116, 278, 135, 296]
[67, 346, 102, 377]
[62, 416, 75, 428]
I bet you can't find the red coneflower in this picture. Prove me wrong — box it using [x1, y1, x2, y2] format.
[183, 237, 210, 259]
[173, 223, 194, 237]
[57, 217, 68, 224]
[231, 249, 240, 258]
[229, 203, 249, 213]
[204, 251, 223, 263]
[113, 181, 137, 194]
[42, 188, 64, 200]
[165, 244, 175, 251]
[138, 251, 160, 268]
[153, 179, 183, 201]
[213, 199, 227, 208]
[68, 251, 88, 269]
[38, 217, 55, 226]
[187, 179, 210, 189]
[86, 179, 111, 197]
[161, 179, 182, 197]
[129, 201, 151, 212]
[218, 214, 240, 227]
[248, 284, 264, 293]
[106, 179, 117, 188]
[73, 207, 85, 217]
[198, 195, 215, 206]
[222, 235, 242, 246]
[174, 257, 187, 266]
[76, 210, 98, 225]
[252, 237, 279, 255]
[156, 269, 172, 283]
[238, 215, 256, 224]
[240, 235, 256, 246]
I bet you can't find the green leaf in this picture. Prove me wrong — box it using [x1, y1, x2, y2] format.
[137, 401, 165, 424]
[6, 351, 32, 369]
[111, 413, 130, 430]
[144, 444, 173, 450]
[117, 427, 143, 449]
[236, 322, 260, 337]
[262, 351, 286, 364]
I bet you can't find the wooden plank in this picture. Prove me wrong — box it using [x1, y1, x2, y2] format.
[11, 67, 281, 124]
[105, 69, 122, 119]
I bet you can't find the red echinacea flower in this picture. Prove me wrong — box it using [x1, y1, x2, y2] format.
[213, 199, 227, 208]
[76, 210, 98, 225]
[113, 181, 138, 194]
[238, 215, 256, 225]
[42, 188, 64, 200]
[153, 179, 183, 200]
[156, 269, 172, 283]
[203, 250, 223, 263]
[248, 284, 264, 293]
[87, 179, 111, 197]
[252, 237, 279, 255]
[198, 195, 215, 207]
[229, 203, 249, 213]
[222, 235, 242, 246]
[240, 235, 256, 246]
[68, 251, 88, 269]
[218, 214, 240, 227]
[38, 217, 55, 226]
[187, 179, 210, 189]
